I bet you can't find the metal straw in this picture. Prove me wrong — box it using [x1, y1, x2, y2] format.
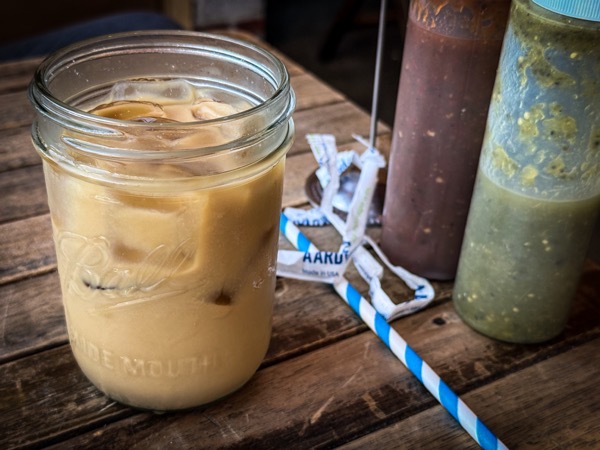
[369, 0, 388, 149]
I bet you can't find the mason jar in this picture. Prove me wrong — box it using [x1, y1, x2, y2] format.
[453, 0, 600, 343]
[29, 31, 295, 410]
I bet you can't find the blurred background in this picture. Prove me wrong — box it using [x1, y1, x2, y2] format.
[0, 0, 407, 126]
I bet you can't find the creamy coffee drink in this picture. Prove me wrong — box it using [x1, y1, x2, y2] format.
[43, 79, 286, 410]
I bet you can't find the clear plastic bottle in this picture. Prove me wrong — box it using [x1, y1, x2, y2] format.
[453, 0, 600, 343]
[380, 0, 510, 280]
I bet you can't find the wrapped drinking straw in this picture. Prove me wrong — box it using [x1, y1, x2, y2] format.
[281, 133, 435, 321]
[279, 214, 507, 450]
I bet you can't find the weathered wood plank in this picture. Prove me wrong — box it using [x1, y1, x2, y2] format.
[0, 126, 39, 173]
[0, 57, 42, 95]
[290, 102, 389, 157]
[0, 164, 47, 224]
[0, 271, 64, 364]
[0, 91, 35, 131]
[282, 152, 318, 208]
[0, 346, 132, 449]
[340, 338, 600, 450]
[1, 263, 597, 449]
[291, 72, 346, 111]
[0, 213, 55, 285]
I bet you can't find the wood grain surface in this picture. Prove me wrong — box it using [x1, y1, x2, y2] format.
[0, 30, 598, 450]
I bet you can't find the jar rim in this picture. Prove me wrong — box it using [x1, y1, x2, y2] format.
[29, 30, 293, 132]
[28, 30, 295, 184]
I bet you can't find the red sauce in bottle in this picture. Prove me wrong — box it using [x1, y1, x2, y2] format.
[381, 0, 510, 280]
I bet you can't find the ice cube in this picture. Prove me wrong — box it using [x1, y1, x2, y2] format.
[109, 79, 196, 105]
[189, 160, 284, 293]
[50, 174, 113, 238]
[107, 193, 196, 257]
[192, 100, 238, 120]
[162, 104, 197, 123]
[89, 100, 166, 121]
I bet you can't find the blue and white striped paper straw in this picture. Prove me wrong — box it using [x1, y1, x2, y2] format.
[280, 213, 507, 450]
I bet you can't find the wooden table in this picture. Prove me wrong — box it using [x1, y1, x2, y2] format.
[1, 31, 599, 449]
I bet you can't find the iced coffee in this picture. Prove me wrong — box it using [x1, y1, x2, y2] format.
[30, 32, 295, 411]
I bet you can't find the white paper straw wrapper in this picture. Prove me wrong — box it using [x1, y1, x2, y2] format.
[279, 134, 434, 321]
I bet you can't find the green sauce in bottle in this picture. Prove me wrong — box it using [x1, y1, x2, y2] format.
[453, 0, 600, 343]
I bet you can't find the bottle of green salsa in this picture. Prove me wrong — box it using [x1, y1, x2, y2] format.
[453, 0, 600, 343]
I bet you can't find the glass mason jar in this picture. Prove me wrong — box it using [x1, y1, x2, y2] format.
[29, 31, 295, 410]
[453, 0, 600, 343]
[380, 0, 510, 280]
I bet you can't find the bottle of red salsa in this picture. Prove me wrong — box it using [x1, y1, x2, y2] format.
[381, 0, 510, 280]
